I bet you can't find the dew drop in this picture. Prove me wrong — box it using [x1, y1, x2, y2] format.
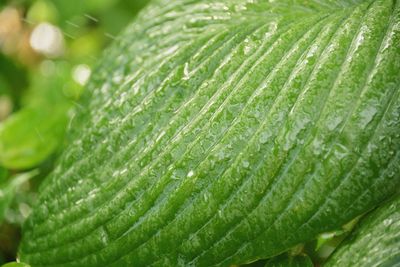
[187, 170, 195, 178]
[242, 160, 250, 168]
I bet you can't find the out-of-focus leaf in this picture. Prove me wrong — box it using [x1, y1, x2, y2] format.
[325, 195, 400, 267]
[0, 168, 7, 181]
[0, 60, 82, 170]
[0, 54, 28, 108]
[0, 105, 69, 170]
[23, 61, 80, 106]
[69, 31, 102, 64]
[26, 0, 59, 24]
[97, 7, 132, 37]
[84, 0, 118, 12]
[0, 171, 36, 223]
[264, 254, 313, 267]
[1, 262, 30, 267]
[0, 168, 12, 222]
[94, 1, 150, 36]
[50, 0, 148, 31]
[0, 76, 10, 96]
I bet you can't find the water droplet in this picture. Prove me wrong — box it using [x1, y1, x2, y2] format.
[183, 62, 190, 80]
[187, 170, 195, 178]
[383, 219, 392, 226]
[120, 168, 128, 175]
[359, 105, 377, 128]
[259, 132, 270, 144]
[156, 130, 166, 142]
[242, 160, 250, 168]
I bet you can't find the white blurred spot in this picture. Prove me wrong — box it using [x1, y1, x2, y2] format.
[72, 64, 91, 85]
[30, 22, 64, 57]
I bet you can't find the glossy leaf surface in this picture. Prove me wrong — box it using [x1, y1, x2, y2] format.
[19, 0, 400, 266]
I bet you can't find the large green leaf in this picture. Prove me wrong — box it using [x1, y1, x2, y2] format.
[325, 195, 400, 267]
[19, 0, 400, 266]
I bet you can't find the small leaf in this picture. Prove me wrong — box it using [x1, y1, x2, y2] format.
[0, 105, 68, 170]
[0, 60, 80, 170]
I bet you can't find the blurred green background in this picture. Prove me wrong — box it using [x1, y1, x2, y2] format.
[0, 0, 149, 264]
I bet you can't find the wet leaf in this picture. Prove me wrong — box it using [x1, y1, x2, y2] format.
[19, 0, 400, 266]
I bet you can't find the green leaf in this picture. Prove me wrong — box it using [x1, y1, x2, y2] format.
[19, 0, 400, 266]
[0, 167, 9, 222]
[1, 262, 31, 267]
[325, 195, 400, 267]
[0, 167, 7, 180]
[0, 53, 28, 109]
[0, 105, 69, 170]
[265, 254, 313, 267]
[0, 60, 74, 170]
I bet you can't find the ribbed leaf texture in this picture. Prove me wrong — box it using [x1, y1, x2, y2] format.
[325, 195, 400, 266]
[19, 0, 400, 266]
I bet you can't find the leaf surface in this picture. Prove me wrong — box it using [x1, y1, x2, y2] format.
[19, 0, 400, 266]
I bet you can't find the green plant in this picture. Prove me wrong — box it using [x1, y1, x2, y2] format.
[15, 0, 400, 266]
